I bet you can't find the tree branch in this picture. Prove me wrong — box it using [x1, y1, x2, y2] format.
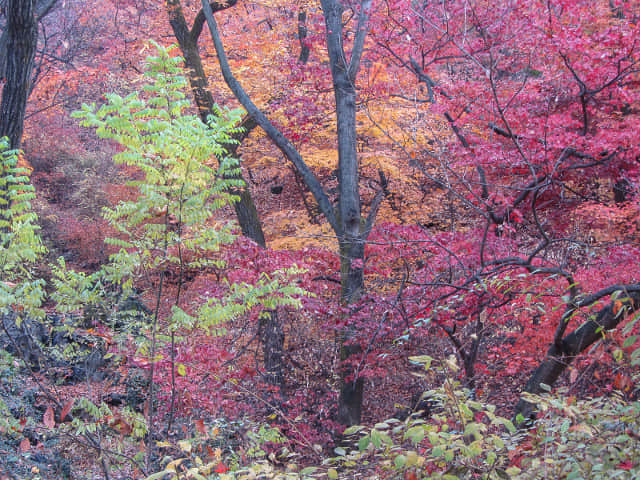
[200, 0, 340, 233]
[190, 0, 238, 41]
[348, 0, 372, 80]
[515, 286, 640, 423]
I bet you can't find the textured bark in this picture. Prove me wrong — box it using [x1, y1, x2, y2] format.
[0, 0, 56, 82]
[166, 0, 265, 247]
[515, 286, 640, 424]
[322, 0, 371, 426]
[297, 11, 310, 64]
[258, 310, 285, 388]
[0, 0, 38, 149]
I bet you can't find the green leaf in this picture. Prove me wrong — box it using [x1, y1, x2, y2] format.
[371, 429, 382, 448]
[404, 425, 425, 444]
[506, 466, 522, 476]
[444, 449, 454, 462]
[409, 355, 433, 369]
[394, 454, 407, 469]
[358, 435, 370, 451]
[144, 471, 172, 480]
[342, 425, 364, 436]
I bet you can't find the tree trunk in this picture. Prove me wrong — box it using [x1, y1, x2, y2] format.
[0, 0, 38, 149]
[0, 0, 56, 95]
[322, 0, 369, 426]
[336, 239, 366, 425]
[232, 182, 266, 247]
[514, 287, 640, 424]
[258, 309, 285, 388]
[167, 2, 289, 396]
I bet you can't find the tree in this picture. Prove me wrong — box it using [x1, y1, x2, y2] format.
[200, 0, 382, 425]
[72, 44, 306, 468]
[165, 0, 265, 247]
[165, 0, 308, 395]
[0, 0, 59, 148]
[368, 0, 640, 419]
[0, 0, 38, 149]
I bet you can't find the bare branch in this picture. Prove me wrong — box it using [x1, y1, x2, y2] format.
[348, 0, 372, 80]
[200, 0, 339, 233]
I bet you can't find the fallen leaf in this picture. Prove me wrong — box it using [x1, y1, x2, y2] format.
[19, 438, 30, 452]
[194, 419, 206, 435]
[61, 399, 74, 421]
[43, 406, 55, 429]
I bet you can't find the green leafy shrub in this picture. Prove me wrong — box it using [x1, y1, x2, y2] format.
[517, 391, 639, 479]
[326, 355, 519, 480]
[0, 137, 46, 321]
[132, 329, 640, 479]
[65, 41, 308, 476]
[71, 40, 306, 335]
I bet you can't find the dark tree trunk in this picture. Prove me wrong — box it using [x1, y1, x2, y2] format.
[167, 1, 287, 395]
[336, 240, 365, 425]
[322, 0, 371, 426]
[515, 287, 640, 424]
[258, 309, 285, 388]
[166, 0, 266, 248]
[232, 179, 266, 248]
[0, 0, 38, 149]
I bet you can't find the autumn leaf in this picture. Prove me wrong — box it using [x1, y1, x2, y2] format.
[613, 300, 624, 316]
[617, 460, 635, 471]
[19, 438, 30, 453]
[194, 419, 206, 435]
[108, 414, 133, 436]
[60, 399, 74, 422]
[43, 406, 55, 429]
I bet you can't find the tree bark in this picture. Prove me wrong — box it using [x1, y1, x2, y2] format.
[322, 0, 372, 426]
[0, 0, 56, 83]
[0, 0, 38, 149]
[166, 0, 266, 248]
[514, 286, 640, 424]
[258, 309, 285, 387]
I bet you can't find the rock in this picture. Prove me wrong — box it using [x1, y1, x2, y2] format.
[125, 369, 148, 411]
[0, 311, 47, 370]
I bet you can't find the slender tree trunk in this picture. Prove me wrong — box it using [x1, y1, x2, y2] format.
[0, 0, 38, 149]
[167, 1, 288, 397]
[322, 0, 369, 426]
[514, 287, 640, 424]
[337, 243, 365, 425]
[258, 309, 285, 387]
